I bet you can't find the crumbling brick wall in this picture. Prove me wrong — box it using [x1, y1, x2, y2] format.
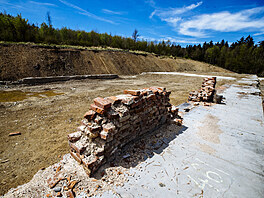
[188, 77, 216, 102]
[67, 87, 180, 175]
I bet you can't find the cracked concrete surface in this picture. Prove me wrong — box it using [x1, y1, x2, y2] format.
[95, 75, 264, 198]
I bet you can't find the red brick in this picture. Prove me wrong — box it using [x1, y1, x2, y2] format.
[90, 104, 105, 115]
[149, 87, 159, 94]
[83, 110, 96, 121]
[141, 90, 148, 96]
[69, 142, 86, 154]
[70, 151, 82, 164]
[157, 87, 166, 91]
[47, 173, 64, 188]
[131, 100, 143, 108]
[106, 96, 122, 104]
[66, 190, 75, 198]
[106, 110, 119, 119]
[124, 90, 141, 96]
[82, 156, 98, 168]
[132, 95, 140, 101]
[94, 97, 111, 109]
[146, 94, 156, 101]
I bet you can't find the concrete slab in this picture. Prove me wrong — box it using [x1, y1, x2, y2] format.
[95, 76, 264, 198]
[141, 72, 236, 80]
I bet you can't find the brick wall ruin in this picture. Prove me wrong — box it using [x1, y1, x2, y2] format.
[67, 87, 180, 175]
[188, 77, 216, 102]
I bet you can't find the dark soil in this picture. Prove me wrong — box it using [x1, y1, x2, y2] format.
[0, 43, 231, 81]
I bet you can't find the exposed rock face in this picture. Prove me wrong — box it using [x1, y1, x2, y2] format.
[67, 87, 180, 175]
[188, 77, 216, 102]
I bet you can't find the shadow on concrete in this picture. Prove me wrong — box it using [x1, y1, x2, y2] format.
[93, 124, 188, 179]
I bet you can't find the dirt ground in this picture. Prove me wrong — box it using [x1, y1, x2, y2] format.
[0, 73, 236, 195]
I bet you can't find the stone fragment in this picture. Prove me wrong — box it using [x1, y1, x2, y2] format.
[174, 118, 183, 126]
[116, 94, 134, 105]
[77, 125, 86, 132]
[53, 187, 61, 192]
[9, 132, 21, 136]
[94, 115, 103, 124]
[123, 153, 130, 159]
[47, 174, 64, 188]
[102, 123, 116, 133]
[66, 190, 74, 198]
[68, 131, 82, 142]
[87, 123, 101, 133]
[68, 180, 78, 189]
[100, 131, 109, 140]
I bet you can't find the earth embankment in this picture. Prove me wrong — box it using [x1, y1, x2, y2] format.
[0, 43, 230, 81]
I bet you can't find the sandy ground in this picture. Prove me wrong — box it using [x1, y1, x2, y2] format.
[0, 72, 236, 195]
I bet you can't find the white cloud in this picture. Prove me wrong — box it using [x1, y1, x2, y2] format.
[163, 17, 181, 24]
[150, 1, 202, 19]
[29, 1, 57, 7]
[253, 32, 264, 36]
[179, 7, 264, 37]
[58, 0, 116, 24]
[145, 0, 156, 8]
[102, 9, 123, 15]
[149, 10, 156, 19]
[150, 2, 264, 38]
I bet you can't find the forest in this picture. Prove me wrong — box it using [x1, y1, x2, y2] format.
[0, 12, 264, 76]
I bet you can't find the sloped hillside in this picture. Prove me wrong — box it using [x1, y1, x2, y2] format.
[0, 43, 231, 81]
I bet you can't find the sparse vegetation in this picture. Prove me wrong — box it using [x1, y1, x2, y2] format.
[0, 12, 264, 76]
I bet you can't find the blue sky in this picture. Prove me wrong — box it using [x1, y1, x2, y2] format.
[1, 0, 264, 46]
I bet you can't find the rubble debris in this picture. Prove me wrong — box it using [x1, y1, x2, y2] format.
[53, 187, 61, 192]
[188, 77, 217, 102]
[67, 87, 181, 175]
[9, 132, 21, 136]
[214, 94, 224, 104]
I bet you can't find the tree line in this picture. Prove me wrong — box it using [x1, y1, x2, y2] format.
[0, 12, 263, 76]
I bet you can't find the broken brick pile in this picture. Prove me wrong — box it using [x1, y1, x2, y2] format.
[68, 87, 180, 175]
[188, 77, 216, 102]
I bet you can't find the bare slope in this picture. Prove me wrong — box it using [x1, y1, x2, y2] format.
[0, 43, 231, 81]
